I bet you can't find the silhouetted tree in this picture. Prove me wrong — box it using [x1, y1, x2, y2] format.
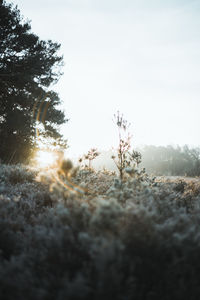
[0, 1, 67, 163]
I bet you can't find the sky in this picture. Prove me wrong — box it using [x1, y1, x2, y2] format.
[9, 0, 200, 156]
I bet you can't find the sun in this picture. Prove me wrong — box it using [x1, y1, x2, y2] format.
[35, 149, 57, 167]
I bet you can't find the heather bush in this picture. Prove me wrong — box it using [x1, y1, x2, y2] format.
[79, 148, 100, 169]
[0, 163, 200, 299]
[0, 164, 37, 185]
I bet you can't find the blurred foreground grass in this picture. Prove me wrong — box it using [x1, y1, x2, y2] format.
[0, 164, 200, 300]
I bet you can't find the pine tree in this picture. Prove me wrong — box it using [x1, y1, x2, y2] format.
[0, 0, 67, 163]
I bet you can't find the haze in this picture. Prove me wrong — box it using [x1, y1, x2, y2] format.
[10, 0, 200, 156]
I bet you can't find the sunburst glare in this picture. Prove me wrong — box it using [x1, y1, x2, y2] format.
[35, 150, 57, 167]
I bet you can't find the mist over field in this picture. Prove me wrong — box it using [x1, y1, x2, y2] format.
[92, 145, 200, 177]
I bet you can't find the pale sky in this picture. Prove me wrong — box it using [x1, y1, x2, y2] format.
[10, 0, 200, 156]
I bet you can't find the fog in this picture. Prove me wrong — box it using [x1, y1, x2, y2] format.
[11, 0, 200, 156]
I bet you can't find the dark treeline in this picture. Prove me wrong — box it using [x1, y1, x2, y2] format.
[140, 145, 200, 176]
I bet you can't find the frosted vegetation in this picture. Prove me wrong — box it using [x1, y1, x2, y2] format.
[2, 1, 199, 297]
[0, 161, 200, 299]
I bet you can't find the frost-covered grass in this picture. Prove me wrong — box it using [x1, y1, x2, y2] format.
[0, 164, 200, 299]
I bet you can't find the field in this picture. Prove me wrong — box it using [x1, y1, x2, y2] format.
[0, 163, 200, 300]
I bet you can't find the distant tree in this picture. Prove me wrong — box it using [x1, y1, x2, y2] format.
[0, 1, 67, 163]
[140, 145, 200, 176]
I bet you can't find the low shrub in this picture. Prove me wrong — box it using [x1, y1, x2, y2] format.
[0, 164, 200, 299]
